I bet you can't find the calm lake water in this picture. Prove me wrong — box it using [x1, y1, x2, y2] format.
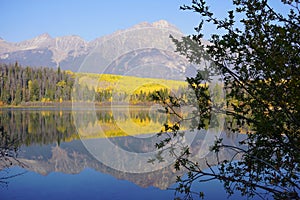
[0, 107, 262, 200]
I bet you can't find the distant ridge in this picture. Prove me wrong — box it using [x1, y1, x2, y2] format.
[0, 20, 201, 80]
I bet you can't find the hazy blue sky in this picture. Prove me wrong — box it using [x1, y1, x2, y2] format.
[0, 0, 284, 42]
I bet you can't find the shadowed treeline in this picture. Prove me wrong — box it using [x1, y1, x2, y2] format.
[0, 109, 77, 146]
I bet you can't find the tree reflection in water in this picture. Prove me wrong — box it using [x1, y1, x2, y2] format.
[0, 126, 27, 187]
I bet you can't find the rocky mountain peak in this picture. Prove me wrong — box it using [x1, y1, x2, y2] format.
[16, 33, 53, 50]
[54, 35, 87, 49]
[152, 20, 173, 28]
[132, 20, 180, 32]
[51, 35, 88, 64]
[37, 33, 52, 40]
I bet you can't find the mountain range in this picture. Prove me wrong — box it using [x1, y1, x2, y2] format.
[0, 20, 200, 79]
[12, 131, 240, 190]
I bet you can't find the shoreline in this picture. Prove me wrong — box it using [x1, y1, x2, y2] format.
[0, 101, 159, 109]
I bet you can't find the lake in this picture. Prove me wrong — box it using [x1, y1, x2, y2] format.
[0, 107, 261, 200]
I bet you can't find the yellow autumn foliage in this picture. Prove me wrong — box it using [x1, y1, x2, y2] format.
[76, 73, 187, 94]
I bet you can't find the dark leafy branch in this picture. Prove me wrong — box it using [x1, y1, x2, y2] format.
[0, 126, 27, 187]
[152, 0, 300, 199]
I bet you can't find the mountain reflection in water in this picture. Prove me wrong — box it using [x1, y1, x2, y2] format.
[0, 108, 244, 199]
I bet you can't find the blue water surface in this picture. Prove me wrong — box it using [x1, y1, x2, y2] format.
[0, 166, 267, 200]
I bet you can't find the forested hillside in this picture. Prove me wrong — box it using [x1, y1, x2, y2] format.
[0, 63, 187, 106]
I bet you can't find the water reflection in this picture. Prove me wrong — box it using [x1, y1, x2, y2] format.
[0, 108, 241, 195]
[0, 107, 169, 144]
[0, 109, 77, 145]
